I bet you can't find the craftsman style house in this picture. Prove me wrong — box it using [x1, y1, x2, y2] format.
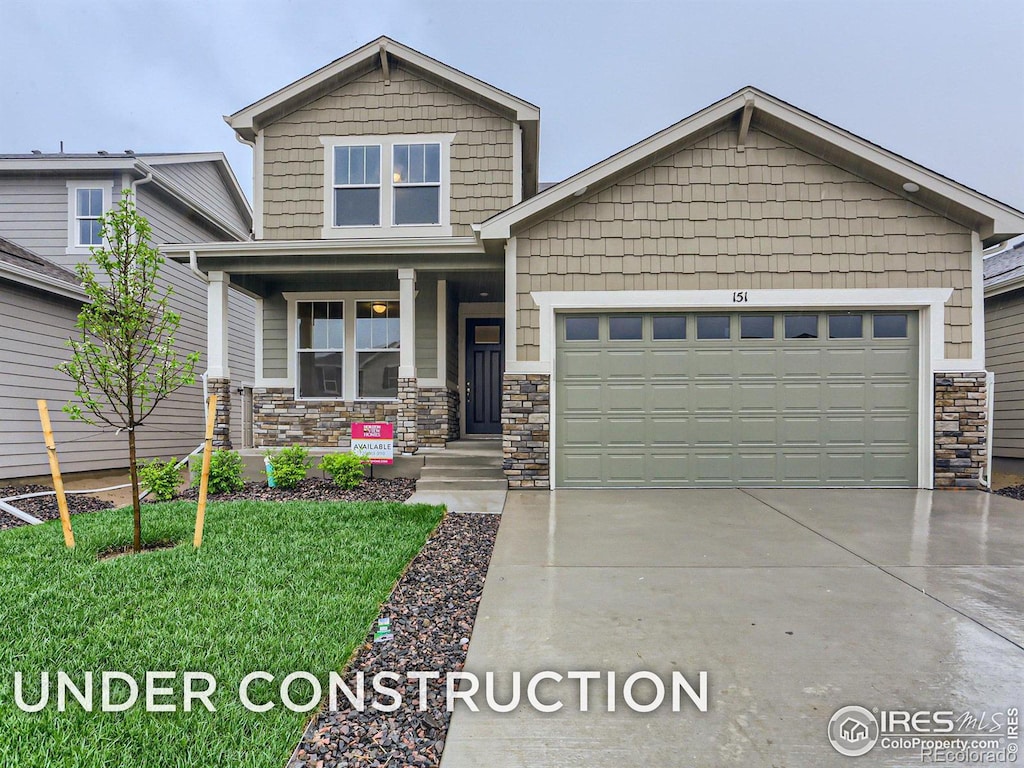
[169, 37, 1024, 490]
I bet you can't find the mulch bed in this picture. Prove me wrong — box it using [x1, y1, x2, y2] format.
[176, 477, 417, 504]
[289, 511, 501, 768]
[0, 484, 114, 531]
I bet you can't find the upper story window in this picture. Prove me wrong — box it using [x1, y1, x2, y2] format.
[333, 145, 381, 226]
[321, 134, 453, 238]
[66, 182, 112, 254]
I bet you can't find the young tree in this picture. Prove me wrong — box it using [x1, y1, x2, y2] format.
[58, 193, 199, 553]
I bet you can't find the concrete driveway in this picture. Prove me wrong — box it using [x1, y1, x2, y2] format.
[442, 489, 1024, 767]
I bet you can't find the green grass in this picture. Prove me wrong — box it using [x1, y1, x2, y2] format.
[0, 499, 444, 767]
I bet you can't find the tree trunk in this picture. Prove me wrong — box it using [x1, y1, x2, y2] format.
[127, 427, 142, 553]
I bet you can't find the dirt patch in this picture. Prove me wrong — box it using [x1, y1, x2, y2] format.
[98, 540, 180, 560]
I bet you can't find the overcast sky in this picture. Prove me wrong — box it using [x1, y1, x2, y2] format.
[3, 0, 1022, 215]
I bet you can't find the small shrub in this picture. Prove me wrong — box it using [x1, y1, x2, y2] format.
[190, 449, 245, 495]
[318, 452, 370, 490]
[139, 457, 182, 501]
[264, 445, 311, 490]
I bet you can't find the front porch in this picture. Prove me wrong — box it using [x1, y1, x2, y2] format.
[170, 238, 506, 456]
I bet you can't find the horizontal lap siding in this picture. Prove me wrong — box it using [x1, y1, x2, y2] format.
[985, 291, 1024, 457]
[152, 162, 250, 236]
[261, 65, 515, 239]
[0, 175, 98, 261]
[514, 126, 974, 361]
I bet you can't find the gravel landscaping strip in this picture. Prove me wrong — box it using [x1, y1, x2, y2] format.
[177, 477, 416, 504]
[993, 484, 1024, 501]
[289, 511, 501, 768]
[0, 484, 114, 530]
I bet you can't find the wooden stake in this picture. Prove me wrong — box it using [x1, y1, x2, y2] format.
[193, 394, 218, 549]
[36, 400, 74, 548]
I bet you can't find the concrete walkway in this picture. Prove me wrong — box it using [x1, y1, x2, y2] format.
[442, 488, 1024, 767]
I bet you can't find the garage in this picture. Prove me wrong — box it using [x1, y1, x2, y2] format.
[555, 310, 919, 487]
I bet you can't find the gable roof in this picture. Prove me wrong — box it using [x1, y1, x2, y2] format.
[0, 236, 86, 301]
[984, 241, 1024, 296]
[226, 36, 540, 141]
[0, 152, 252, 241]
[479, 86, 1024, 249]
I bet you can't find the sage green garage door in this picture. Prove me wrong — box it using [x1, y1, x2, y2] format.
[555, 311, 918, 487]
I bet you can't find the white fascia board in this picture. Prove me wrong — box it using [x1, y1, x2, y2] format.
[984, 275, 1024, 298]
[0, 262, 87, 301]
[163, 236, 484, 260]
[227, 36, 539, 136]
[0, 158, 137, 172]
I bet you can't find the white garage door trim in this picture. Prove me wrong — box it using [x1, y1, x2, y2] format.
[524, 287, 955, 491]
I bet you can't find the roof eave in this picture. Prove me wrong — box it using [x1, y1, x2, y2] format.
[226, 36, 539, 138]
[0, 261, 87, 301]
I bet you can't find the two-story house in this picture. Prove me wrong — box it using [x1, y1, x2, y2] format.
[0, 152, 254, 479]
[171, 37, 1024, 491]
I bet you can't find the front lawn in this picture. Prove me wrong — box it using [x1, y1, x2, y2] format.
[0, 499, 444, 767]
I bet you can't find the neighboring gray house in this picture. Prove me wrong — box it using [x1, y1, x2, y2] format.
[984, 241, 1024, 459]
[0, 152, 255, 480]
[172, 36, 1024, 490]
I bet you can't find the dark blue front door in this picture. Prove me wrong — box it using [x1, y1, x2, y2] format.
[466, 318, 504, 434]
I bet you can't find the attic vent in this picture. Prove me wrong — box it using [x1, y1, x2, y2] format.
[97, 150, 109, 155]
[31, 149, 42, 155]
[124, 149, 135, 155]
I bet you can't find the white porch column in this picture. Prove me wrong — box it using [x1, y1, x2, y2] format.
[399, 268, 416, 378]
[207, 271, 231, 379]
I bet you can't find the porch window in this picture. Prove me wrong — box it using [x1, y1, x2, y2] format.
[297, 301, 344, 398]
[356, 301, 400, 398]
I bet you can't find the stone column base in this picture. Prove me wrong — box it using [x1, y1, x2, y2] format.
[502, 373, 550, 489]
[206, 377, 232, 450]
[396, 377, 419, 454]
[934, 372, 988, 489]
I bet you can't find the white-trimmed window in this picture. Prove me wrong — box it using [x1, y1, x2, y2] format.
[321, 134, 453, 238]
[356, 301, 400, 398]
[333, 145, 381, 226]
[297, 301, 344, 398]
[290, 294, 401, 400]
[66, 182, 112, 253]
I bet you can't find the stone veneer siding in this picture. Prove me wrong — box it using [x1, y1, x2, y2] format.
[933, 372, 988, 489]
[207, 377, 232, 450]
[417, 387, 460, 447]
[253, 388, 400, 448]
[395, 378, 419, 454]
[502, 373, 550, 488]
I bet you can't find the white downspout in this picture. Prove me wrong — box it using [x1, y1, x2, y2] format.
[189, 249, 209, 284]
[983, 371, 995, 488]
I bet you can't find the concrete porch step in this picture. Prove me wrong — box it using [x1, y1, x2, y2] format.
[436, 440, 502, 457]
[420, 466, 506, 480]
[425, 453, 503, 468]
[416, 477, 509, 491]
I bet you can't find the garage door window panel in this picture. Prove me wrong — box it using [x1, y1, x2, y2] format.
[784, 315, 818, 339]
[609, 315, 643, 340]
[697, 315, 731, 340]
[874, 313, 909, 338]
[740, 315, 774, 339]
[653, 315, 686, 340]
[829, 314, 863, 339]
[565, 316, 600, 341]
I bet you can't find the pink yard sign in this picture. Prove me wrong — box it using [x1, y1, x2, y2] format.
[351, 422, 394, 465]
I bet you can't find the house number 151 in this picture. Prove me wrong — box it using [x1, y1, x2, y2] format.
[732, 291, 748, 303]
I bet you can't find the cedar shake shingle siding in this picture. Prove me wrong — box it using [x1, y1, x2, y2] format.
[261, 65, 515, 239]
[514, 126, 974, 361]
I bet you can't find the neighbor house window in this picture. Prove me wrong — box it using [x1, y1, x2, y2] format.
[297, 301, 344, 398]
[333, 145, 381, 226]
[322, 134, 453, 237]
[67, 182, 110, 252]
[356, 301, 400, 398]
[393, 143, 440, 225]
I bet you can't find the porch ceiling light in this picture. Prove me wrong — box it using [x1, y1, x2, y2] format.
[372, 302, 388, 314]
[902, 181, 920, 193]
